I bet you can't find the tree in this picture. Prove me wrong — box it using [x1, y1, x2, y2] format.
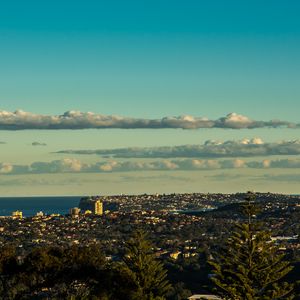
[209, 192, 294, 300]
[119, 230, 171, 300]
[0, 244, 109, 299]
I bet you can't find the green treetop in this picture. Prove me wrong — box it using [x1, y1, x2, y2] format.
[119, 230, 171, 300]
[209, 192, 294, 300]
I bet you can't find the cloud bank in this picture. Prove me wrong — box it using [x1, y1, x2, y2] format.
[57, 138, 300, 158]
[1, 158, 300, 174]
[0, 110, 298, 130]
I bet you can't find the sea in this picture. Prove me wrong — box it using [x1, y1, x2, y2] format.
[0, 196, 82, 217]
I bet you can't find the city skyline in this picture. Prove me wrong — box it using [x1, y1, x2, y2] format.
[0, 1, 299, 195]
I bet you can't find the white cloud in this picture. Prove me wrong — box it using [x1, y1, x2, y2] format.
[1, 157, 300, 175]
[57, 138, 300, 158]
[30, 158, 84, 173]
[263, 159, 300, 168]
[0, 110, 298, 130]
[0, 163, 13, 174]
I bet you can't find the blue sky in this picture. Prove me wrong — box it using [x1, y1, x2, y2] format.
[0, 1, 299, 195]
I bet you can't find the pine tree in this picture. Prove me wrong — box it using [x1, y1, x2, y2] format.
[119, 230, 171, 300]
[209, 192, 294, 300]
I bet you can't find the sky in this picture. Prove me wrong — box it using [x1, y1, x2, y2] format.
[0, 0, 299, 195]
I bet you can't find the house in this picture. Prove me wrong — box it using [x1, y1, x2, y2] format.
[169, 251, 181, 260]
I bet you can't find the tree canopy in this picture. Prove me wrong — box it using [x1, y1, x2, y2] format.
[209, 192, 294, 300]
[119, 230, 172, 300]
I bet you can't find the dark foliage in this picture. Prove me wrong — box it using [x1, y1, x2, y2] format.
[117, 230, 172, 300]
[209, 192, 295, 300]
[0, 232, 172, 299]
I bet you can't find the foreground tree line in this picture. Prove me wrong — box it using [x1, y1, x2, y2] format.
[0, 194, 298, 299]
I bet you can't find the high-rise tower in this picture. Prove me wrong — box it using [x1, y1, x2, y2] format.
[94, 200, 103, 215]
[79, 196, 104, 215]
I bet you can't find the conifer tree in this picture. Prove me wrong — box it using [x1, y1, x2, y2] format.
[209, 192, 294, 300]
[119, 230, 171, 300]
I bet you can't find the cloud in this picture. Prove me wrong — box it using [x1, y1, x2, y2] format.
[30, 158, 83, 173]
[248, 159, 300, 169]
[32, 142, 47, 146]
[207, 172, 300, 183]
[0, 110, 298, 130]
[256, 174, 300, 182]
[1, 157, 300, 175]
[57, 138, 300, 158]
[0, 163, 13, 174]
[207, 172, 249, 181]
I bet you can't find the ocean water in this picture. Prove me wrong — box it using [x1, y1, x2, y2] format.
[0, 197, 82, 217]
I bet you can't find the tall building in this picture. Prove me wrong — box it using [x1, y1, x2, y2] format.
[94, 200, 103, 215]
[79, 196, 105, 216]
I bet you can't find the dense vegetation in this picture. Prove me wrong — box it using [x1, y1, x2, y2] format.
[0, 231, 177, 300]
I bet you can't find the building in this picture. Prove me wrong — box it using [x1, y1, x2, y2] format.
[12, 210, 23, 219]
[79, 196, 104, 215]
[36, 211, 44, 217]
[169, 251, 181, 260]
[70, 207, 81, 218]
[94, 200, 103, 215]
